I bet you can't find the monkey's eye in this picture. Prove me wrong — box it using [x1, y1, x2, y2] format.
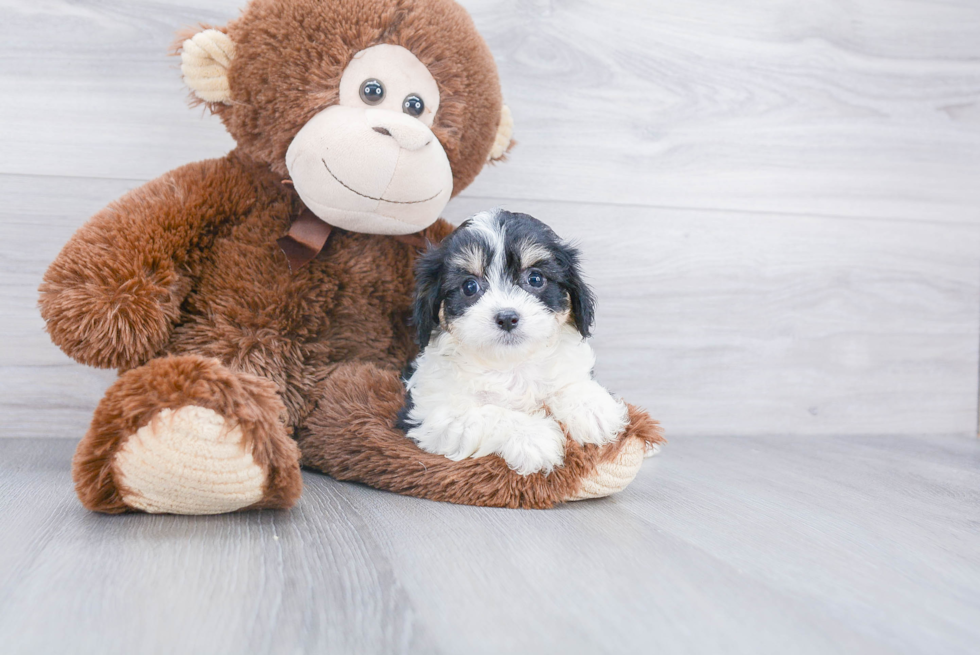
[526, 269, 546, 289]
[359, 79, 385, 105]
[402, 94, 425, 117]
[462, 278, 481, 297]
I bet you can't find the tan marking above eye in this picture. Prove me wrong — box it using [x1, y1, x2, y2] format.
[449, 245, 485, 277]
[517, 240, 552, 269]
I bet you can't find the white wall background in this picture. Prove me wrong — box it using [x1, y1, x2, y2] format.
[1, 0, 978, 439]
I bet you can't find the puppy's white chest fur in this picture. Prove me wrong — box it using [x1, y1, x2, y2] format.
[404, 325, 629, 474]
[400, 208, 629, 475]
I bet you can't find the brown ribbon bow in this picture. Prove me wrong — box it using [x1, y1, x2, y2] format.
[276, 206, 334, 272]
[276, 180, 430, 272]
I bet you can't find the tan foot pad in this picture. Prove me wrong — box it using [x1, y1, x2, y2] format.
[567, 437, 646, 501]
[113, 405, 267, 514]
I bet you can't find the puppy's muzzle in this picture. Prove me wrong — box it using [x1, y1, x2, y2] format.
[495, 310, 520, 333]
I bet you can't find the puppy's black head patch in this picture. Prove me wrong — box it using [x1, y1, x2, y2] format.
[411, 209, 597, 347]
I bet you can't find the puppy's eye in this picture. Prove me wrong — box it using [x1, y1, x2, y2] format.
[403, 94, 424, 117]
[526, 269, 546, 289]
[360, 79, 385, 105]
[462, 278, 481, 297]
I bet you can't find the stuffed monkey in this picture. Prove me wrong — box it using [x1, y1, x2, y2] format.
[39, 0, 663, 514]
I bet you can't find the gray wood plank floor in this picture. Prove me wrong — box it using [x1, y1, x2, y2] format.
[1, 435, 978, 654]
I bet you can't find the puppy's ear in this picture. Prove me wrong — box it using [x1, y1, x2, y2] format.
[559, 245, 596, 338]
[413, 246, 445, 348]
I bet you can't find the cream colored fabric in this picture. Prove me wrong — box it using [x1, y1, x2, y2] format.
[181, 29, 235, 104]
[286, 105, 452, 235]
[114, 405, 266, 515]
[338, 45, 441, 127]
[286, 44, 453, 235]
[489, 105, 514, 161]
[567, 437, 647, 501]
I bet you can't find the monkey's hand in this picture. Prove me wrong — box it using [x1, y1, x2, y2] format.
[39, 157, 249, 369]
[299, 363, 665, 508]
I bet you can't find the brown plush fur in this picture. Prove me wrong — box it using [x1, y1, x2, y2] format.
[73, 355, 303, 513]
[298, 363, 664, 509]
[40, 0, 658, 514]
[40, 152, 453, 427]
[211, 0, 502, 195]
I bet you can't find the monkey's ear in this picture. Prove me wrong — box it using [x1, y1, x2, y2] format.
[179, 28, 235, 105]
[487, 104, 515, 163]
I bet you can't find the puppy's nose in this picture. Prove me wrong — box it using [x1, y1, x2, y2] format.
[495, 310, 520, 332]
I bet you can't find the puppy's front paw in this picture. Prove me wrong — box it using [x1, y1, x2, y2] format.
[494, 413, 566, 475]
[551, 382, 630, 446]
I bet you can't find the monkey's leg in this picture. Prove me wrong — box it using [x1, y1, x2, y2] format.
[73, 355, 302, 514]
[297, 362, 663, 509]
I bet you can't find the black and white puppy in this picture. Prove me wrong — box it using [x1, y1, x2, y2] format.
[396, 209, 629, 475]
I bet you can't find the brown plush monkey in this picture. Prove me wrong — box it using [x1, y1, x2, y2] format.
[39, 0, 662, 514]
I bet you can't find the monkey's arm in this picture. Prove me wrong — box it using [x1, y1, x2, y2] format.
[299, 363, 664, 509]
[39, 156, 252, 370]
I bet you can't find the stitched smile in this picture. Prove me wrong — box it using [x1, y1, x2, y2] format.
[321, 158, 441, 204]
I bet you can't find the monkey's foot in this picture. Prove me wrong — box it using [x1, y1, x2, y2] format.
[73, 355, 303, 514]
[565, 436, 647, 501]
[113, 405, 267, 514]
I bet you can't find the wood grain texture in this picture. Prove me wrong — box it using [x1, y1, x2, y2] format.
[4, 175, 976, 439]
[0, 0, 978, 439]
[1, 436, 978, 654]
[445, 197, 980, 437]
[464, 0, 980, 223]
[2, 0, 979, 221]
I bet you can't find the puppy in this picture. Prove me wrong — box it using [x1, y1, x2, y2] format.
[396, 209, 629, 475]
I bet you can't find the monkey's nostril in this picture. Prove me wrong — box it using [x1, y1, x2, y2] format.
[495, 310, 520, 333]
[372, 126, 392, 137]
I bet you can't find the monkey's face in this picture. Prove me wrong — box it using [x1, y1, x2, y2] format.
[177, 0, 514, 235]
[284, 45, 453, 235]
